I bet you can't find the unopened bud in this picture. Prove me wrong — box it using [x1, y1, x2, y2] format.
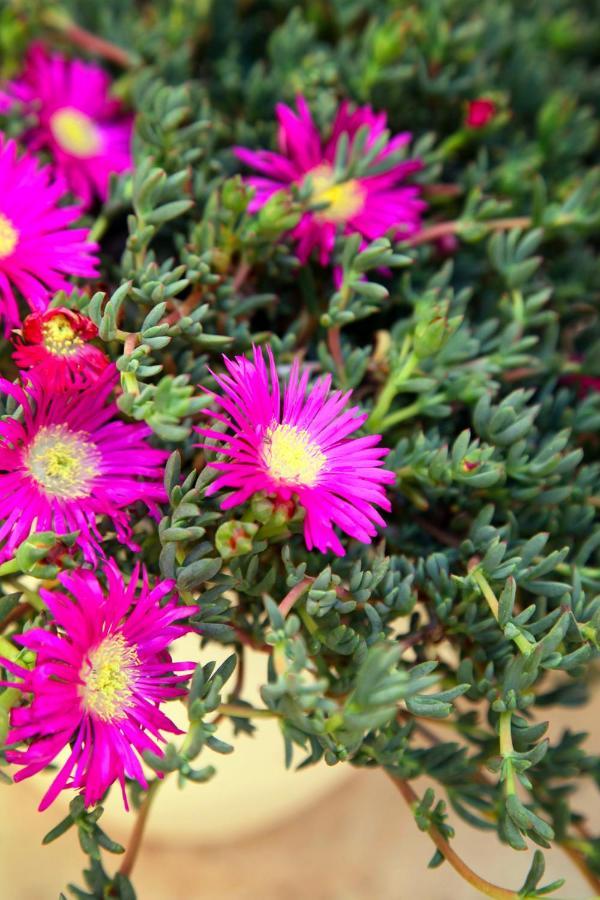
[216, 520, 259, 559]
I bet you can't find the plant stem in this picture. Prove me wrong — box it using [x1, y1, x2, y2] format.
[0, 602, 33, 632]
[407, 216, 532, 248]
[278, 578, 312, 618]
[211, 649, 246, 726]
[0, 558, 20, 577]
[89, 214, 110, 244]
[233, 628, 271, 653]
[41, 10, 137, 67]
[471, 568, 534, 656]
[379, 400, 422, 429]
[216, 702, 278, 719]
[327, 327, 346, 384]
[389, 775, 521, 899]
[405, 714, 600, 895]
[368, 339, 419, 431]
[499, 711, 517, 796]
[0, 636, 20, 661]
[118, 780, 161, 881]
[559, 839, 600, 895]
[326, 276, 354, 385]
[231, 259, 251, 294]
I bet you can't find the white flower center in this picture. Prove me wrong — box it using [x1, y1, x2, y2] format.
[306, 164, 365, 223]
[50, 107, 102, 158]
[262, 423, 325, 487]
[42, 314, 84, 358]
[26, 424, 100, 499]
[0, 212, 18, 259]
[80, 634, 139, 722]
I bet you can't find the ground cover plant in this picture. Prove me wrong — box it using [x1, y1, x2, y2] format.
[0, 1, 599, 897]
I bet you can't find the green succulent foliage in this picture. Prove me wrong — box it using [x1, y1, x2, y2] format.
[1, 0, 600, 898]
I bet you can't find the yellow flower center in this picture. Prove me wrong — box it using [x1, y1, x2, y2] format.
[26, 424, 100, 499]
[0, 212, 18, 259]
[306, 164, 365, 223]
[50, 107, 102, 158]
[42, 315, 84, 358]
[80, 635, 139, 722]
[262, 423, 325, 487]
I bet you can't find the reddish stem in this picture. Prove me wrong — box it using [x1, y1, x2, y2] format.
[389, 775, 519, 899]
[232, 260, 251, 294]
[422, 183, 463, 198]
[42, 12, 136, 68]
[233, 628, 271, 653]
[327, 326, 346, 383]
[278, 577, 312, 618]
[407, 216, 532, 248]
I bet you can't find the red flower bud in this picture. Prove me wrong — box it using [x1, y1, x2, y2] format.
[466, 98, 497, 129]
[13, 307, 108, 391]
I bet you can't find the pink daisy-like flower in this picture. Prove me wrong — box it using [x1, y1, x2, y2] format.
[0, 136, 99, 335]
[196, 346, 394, 556]
[9, 43, 133, 207]
[235, 96, 425, 266]
[1, 562, 197, 810]
[0, 369, 167, 562]
[13, 307, 109, 391]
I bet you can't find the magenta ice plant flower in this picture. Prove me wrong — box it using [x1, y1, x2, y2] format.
[196, 346, 395, 556]
[235, 96, 425, 266]
[0, 136, 99, 335]
[0, 369, 167, 562]
[8, 43, 133, 207]
[13, 307, 109, 391]
[1, 562, 197, 810]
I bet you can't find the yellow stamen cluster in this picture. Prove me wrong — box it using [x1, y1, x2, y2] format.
[262, 423, 325, 486]
[26, 424, 100, 499]
[0, 212, 18, 259]
[50, 107, 102, 158]
[80, 635, 139, 722]
[42, 315, 83, 358]
[307, 164, 365, 224]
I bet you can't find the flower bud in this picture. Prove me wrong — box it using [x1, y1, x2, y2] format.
[216, 520, 259, 559]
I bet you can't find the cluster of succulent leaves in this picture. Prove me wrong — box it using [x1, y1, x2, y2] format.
[1, 0, 600, 898]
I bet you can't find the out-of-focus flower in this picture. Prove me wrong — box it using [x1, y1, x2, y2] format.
[13, 307, 109, 390]
[466, 98, 497, 128]
[0, 369, 167, 562]
[1, 562, 196, 810]
[0, 136, 98, 335]
[235, 97, 425, 266]
[196, 346, 394, 556]
[8, 43, 133, 206]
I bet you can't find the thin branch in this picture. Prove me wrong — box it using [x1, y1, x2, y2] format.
[399, 618, 443, 651]
[211, 647, 246, 726]
[422, 183, 463, 199]
[414, 516, 462, 548]
[233, 627, 271, 653]
[559, 840, 600, 895]
[407, 216, 532, 248]
[41, 11, 136, 68]
[389, 775, 520, 900]
[216, 702, 278, 719]
[118, 780, 161, 881]
[327, 326, 346, 383]
[401, 715, 600, 894]
[278, 577, 312, 618]
[231, 260, 252, 294]
[0, 602, 32, 632]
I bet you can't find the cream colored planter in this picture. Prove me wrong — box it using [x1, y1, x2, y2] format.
[16, 643, 350, 845]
